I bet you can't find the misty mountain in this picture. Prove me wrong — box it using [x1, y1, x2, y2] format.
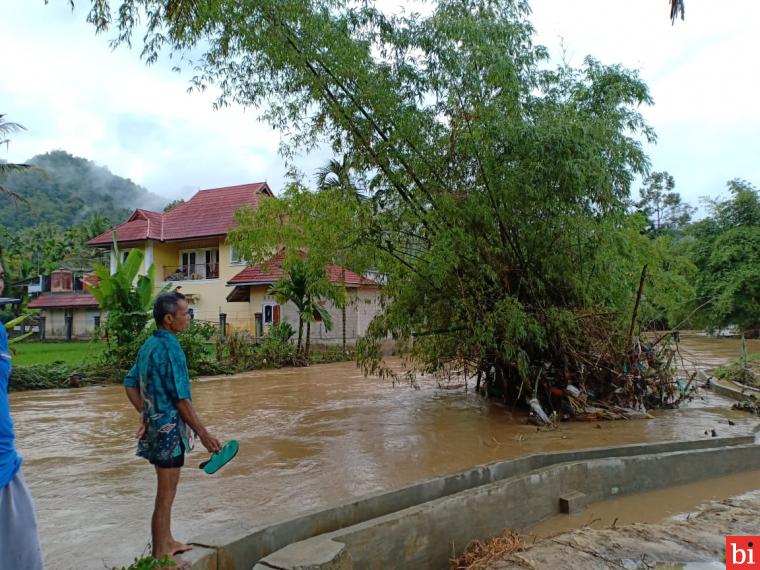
[0, 150, 167, 232]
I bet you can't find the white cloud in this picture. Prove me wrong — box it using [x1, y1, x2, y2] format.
[529, 1, 760, 204]
[1, 0, 758, 209]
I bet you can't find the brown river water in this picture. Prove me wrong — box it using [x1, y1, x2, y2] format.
[9, 333, 760, 569]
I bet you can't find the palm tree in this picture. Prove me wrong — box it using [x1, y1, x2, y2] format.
[316, 154, 365, 352]
[0, 114, 30, 197]
[268, 259, 310, 351]
[268, 256, 341, 357]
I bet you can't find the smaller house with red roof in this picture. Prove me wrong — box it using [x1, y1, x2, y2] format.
[226, 251, 380, 342]
[86, 183, 382, 342]
[28, 270, 101, 339]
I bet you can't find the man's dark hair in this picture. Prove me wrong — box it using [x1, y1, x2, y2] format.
[153, 291, 187, 326]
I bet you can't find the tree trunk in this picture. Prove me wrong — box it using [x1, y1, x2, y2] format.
[306, 320, 311, 359]
[341, 268, 347, 352]
[297, 317, 304, 351]
[342, 306, 346, 352]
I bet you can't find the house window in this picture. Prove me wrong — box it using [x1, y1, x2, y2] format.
[121, 250, 131, 264]
[168, 248, 219, 281]
[263, 303, 280, 326]
[230, 245, 246, 265]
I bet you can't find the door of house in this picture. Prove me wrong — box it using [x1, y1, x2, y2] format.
[181, 252, 196, 278]
[205, 249, 219, 279]
[255, 313, 263, 338]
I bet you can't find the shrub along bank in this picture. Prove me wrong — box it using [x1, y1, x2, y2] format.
[9, 322, 354, 392]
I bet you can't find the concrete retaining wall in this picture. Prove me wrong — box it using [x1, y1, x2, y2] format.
[710, 379, 760, 401]
[184, 436, 757, 570]
[281, 443, 760, 570]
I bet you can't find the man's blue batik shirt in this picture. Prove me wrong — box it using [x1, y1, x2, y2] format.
[124, 328, 193, 463]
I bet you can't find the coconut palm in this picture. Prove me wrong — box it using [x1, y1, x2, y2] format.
[316, 154, 365, 352]
[268, 256, 341, 357]
[0, 114, 30, 197]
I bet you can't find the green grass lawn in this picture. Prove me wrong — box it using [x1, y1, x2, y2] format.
[10, 341, 106, 366]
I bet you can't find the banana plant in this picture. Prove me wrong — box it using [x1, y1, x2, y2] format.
[4, 312, 38, 349]
[87, 234, 170, 359]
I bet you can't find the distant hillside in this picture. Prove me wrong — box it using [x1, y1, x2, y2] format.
[0, 150, 166, 232]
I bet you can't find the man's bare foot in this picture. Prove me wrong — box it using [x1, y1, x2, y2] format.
[169, 539, 193, 555]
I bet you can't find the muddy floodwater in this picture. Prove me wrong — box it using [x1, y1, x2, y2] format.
[9, 333, 760, 569]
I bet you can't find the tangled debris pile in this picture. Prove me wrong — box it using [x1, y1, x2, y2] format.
[522, 332, 693, 426]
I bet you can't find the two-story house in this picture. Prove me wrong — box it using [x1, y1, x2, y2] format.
[87, 182, 381, 343]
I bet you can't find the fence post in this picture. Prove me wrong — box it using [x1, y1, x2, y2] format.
[219, 313, 227, 340]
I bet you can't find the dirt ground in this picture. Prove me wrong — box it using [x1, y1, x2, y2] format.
[483, 491, 760, 569]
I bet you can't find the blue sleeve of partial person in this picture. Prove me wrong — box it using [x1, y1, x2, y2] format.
[0, 325, 8, 356]
[123, 363, 139, 388]
[0, 326, 10, 392]
[167, 341, 191, 402]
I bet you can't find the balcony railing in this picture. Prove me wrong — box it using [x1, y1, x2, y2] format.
[164, 263, 220, 281]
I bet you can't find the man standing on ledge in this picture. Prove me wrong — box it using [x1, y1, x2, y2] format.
[0, 258, 44, 569]
[125, 291, 222, 561]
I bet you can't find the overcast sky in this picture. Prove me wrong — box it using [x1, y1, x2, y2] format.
[1, 1, 758, 208]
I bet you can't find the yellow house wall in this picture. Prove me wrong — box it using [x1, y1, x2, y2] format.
[133, 237, 255, 330]
[114, 244, 147, 274]
[103, 237, 383, 337]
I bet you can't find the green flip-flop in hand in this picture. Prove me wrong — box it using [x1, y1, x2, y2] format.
[199, 440, 239, 475]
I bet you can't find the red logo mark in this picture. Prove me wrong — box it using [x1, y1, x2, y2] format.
[727, 536, 759, 569]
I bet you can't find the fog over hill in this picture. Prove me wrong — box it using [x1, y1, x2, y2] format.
[0, 150, 167, 231]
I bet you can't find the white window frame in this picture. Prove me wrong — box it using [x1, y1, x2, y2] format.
[262, 301, 277, 325]
[230, 244, 246, 266]
[174, 247, 220, 281]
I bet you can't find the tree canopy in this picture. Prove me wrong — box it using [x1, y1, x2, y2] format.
[81, 0, 693, 408]
[685, 180, 760, 334]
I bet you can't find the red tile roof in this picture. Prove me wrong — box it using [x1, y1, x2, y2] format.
[28, 293, 100, 309]
[227, 252, 377, 288]
[88, 182, 272, 246]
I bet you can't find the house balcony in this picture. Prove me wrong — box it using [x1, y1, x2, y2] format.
[164, 263, 220, 281]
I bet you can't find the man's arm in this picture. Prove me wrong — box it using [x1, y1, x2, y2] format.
[125, 386, 143, 413]
[124, 364, 146, 439]
[125, 386, 147, 439]
[176, 399, 222, 453]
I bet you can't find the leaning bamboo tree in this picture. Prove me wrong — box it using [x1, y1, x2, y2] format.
[82, 0, 691, 412]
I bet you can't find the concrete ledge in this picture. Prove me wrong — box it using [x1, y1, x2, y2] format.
[559, 490, 588, 514]
[178, 545, 217, 570]
[253, 537, 350, 570]
[188, 436, 755, 570]
[711, 379, 760, 401]
[261, 442, 760, 569]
